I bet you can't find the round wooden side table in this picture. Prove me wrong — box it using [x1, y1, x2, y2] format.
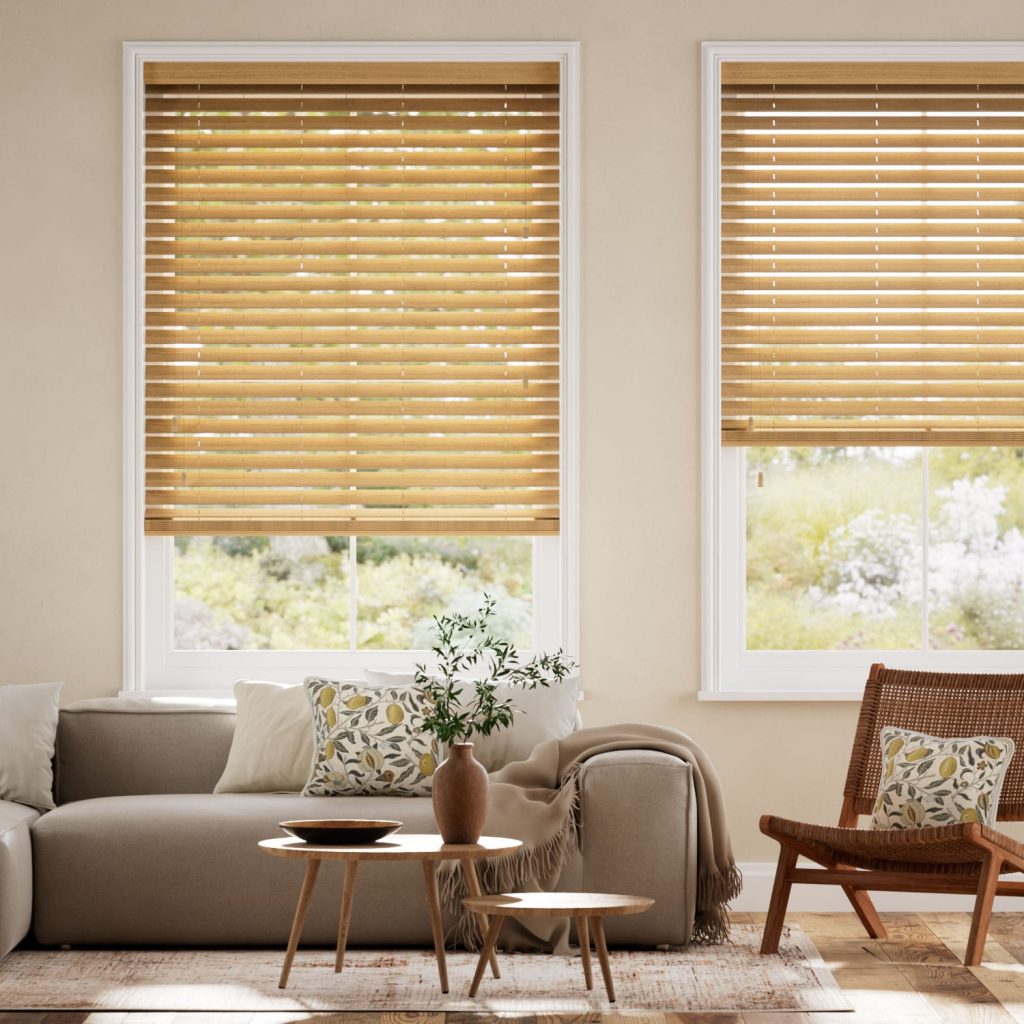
[259, 833, 521, 991]
[462, 891, 655, 1002]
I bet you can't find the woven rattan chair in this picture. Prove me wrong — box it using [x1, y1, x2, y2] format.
[760, 663, 1024, 966]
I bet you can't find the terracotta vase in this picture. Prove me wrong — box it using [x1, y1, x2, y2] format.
[431, 742, 489, 844]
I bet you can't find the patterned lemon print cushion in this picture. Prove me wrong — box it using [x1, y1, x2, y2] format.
[303, 677, 439, 797]
[872, 726, 1015, 830]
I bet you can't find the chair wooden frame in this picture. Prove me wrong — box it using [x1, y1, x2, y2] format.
[760, 663, 1024, 967]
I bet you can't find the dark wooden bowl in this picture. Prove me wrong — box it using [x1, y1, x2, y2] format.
[279, 819, 403, 845]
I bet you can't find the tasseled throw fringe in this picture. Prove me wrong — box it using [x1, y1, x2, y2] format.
[438, 761, 740, 950]
[439, 814, 579, 949]
[692, 863, 744, 945]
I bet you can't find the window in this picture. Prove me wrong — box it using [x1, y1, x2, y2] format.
[172, 534, 535, 651]
[703, 44, 1024, 698]
[745, 447, 1024, 652]
[124, 44, 579, 693]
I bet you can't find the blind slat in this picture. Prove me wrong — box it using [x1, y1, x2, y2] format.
[145, 328, 559, 345]
[145, 346, 560, 365]
[147, 239, 560, 256]
[146, 257, 561, 274]
[145, 381, 557, 402]
[146, 470, 559, 488]
[143, 61, 560, 85]
[147, 97, 560, 113]
[146, 185, 560, 203]
[146, 433, 559, 452]
[147, 167, 560, 184]
[146, 452, 559, 469]
[145, 311, 559, 328]
[721, 62, 1024, 85]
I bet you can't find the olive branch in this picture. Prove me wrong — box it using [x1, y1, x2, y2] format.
[414, 595, 577, 745]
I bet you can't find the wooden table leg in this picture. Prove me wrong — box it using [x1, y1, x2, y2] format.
[422, 860, 450, 993]
[278, 859, 321, 990]
[335, 859, 359, 973]
[469, 916, 505, 998]
[576, 914, 593, 991]
[462, 858, 500, 979]
[592, 916, 615, 1002]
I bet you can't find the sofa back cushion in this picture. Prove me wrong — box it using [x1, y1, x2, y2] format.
[55, 698, 236, 803]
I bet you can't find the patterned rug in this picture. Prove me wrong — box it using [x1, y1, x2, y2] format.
[0, 925, 849, 1012]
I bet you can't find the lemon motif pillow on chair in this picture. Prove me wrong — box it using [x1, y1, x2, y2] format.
[872, 726, 1015, 829]
[302, 677, 439, 797]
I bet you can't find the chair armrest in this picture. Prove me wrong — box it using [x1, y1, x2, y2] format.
[0, 800, 38, 960]
[559, 749, 697, 946]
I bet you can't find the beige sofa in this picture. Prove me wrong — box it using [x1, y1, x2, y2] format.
[0, 699, 698, 958]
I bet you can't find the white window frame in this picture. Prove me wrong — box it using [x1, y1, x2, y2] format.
[701, 40, 1024, 701]
[123, 40, 580, 695]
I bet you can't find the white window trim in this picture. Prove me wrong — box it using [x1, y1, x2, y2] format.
[123, 40, 581, 695]
[701, 40, 1024, 701]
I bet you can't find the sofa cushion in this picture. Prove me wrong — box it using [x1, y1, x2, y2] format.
[0, 800, 38, 960]
[0, 682, 63, 811]
[56, 699, 236, 804]
[363, 670, 583, 771]
[303, 679, 438, 797]
[32, 793, 440, 946]
[464, 675, 583, 771]
[872, 726, 1015, 829]
[214, 681, 313, 794]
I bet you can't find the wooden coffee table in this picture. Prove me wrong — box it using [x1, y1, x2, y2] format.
[462, 891, 655, 1002]
[259, 833, 521, 991]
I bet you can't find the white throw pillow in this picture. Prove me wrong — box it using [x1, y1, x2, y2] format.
[365, 670, 581, 771]
[362, 669, 417, 688]
[466, 675, 582, 770]
[213, 680, 314, 794]
[0, 681, 63, 810]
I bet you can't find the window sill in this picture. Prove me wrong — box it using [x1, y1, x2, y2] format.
[699, 689, 864, 702]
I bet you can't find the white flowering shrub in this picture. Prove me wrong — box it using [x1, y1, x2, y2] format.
[815, 509, 920, 618]
[811, 472, 1024, 647]
[173, 596, 253, 651]
[928, 477, 1024, 648]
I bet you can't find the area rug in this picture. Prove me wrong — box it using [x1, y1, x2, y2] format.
[0, 925, 849, 1013]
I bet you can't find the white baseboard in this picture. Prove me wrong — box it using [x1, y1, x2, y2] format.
[734, 861, 1024, 913]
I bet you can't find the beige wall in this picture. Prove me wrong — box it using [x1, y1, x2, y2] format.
[3, 0, 1022, 862]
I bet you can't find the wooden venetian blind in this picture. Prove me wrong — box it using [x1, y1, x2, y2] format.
[144, 61, 560, 535]
[720, 62, 1024, 446]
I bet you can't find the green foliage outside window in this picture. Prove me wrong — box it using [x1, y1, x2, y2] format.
[747, 447, 1024, 651]
[172, 535, 532, 652]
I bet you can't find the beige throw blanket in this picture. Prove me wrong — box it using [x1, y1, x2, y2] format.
[439, 723, 741, 950]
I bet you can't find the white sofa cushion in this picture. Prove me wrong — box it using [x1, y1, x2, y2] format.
[0, 681, 62, 810]
[363, 669, 582, 771]
[214, 681, 314, 794]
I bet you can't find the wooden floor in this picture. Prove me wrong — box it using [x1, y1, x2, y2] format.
[3, 912, 1024, 1023]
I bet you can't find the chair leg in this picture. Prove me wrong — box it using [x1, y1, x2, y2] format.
[965, 852, 1002, 967]
[760, 844, 798, 955]
[843, 885, 888, 940]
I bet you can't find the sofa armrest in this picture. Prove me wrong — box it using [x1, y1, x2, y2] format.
[559, 750, 697, 947]
[0, 800, 38, 960]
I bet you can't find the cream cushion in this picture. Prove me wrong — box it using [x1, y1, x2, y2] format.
[213, 681, 313, 794]
[467, 675, 582, 770]
[0, 681, 63, 810]
[362, 670, 582, 771]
